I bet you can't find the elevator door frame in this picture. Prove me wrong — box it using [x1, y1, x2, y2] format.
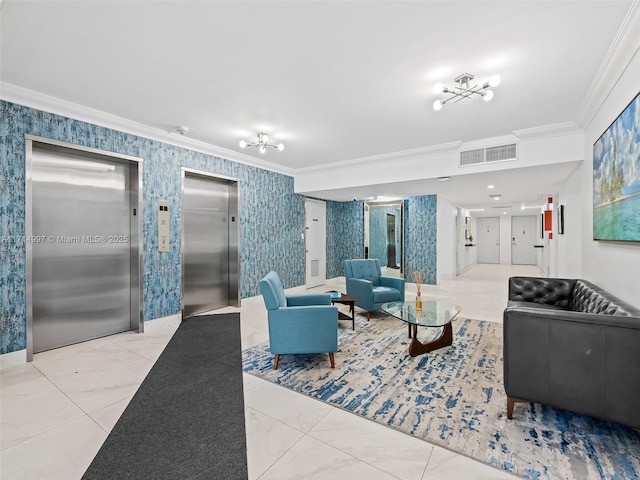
[25, 135, 143, 362]
[181, 168, 240, 318]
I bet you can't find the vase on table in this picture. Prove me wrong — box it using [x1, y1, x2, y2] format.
[413, 270, 423, 310]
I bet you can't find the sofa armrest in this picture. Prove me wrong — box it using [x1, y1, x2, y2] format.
[347, 277, 380, 311]
[379, 276, 405, 301]
[503, 307, 552, 405]
[287, 293, 331, 306]
[346, 277, 373, 302]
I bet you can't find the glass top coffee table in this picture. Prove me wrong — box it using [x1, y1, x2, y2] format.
[381, 300, 461, 357]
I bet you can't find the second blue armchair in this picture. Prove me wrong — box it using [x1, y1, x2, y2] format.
[344, 259, 405, 320]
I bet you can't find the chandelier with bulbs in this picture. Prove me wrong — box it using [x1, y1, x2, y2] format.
[432, 73, 501, 110]
[239, 132, 284, 153]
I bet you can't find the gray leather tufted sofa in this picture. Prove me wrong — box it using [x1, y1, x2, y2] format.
[503, 276, 640, 428]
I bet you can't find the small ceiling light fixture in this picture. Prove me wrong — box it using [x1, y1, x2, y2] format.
[489, 194, 502, 201]
[239, 132, 284, 153]
[438, 176, 451, 182]
[433, 73, 501, 110]
[175, 126, 190, 135]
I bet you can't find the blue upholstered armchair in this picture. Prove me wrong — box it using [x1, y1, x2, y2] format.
[344, 259, 405, 320]
[259, 271, 338, 369]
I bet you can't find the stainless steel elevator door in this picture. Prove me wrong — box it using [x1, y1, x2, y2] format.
[182, 175, 230, 317]
[31, 146, 133, 353]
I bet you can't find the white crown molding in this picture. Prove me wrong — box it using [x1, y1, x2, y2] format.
[576, 0, 640, 130]
[295, 140, 464, 174]
[0, 82, 295, 177]
[512, 122, 582, 141]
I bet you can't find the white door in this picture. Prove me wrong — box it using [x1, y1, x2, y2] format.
[511, 215, 538, 265]
[477, 217, 500, 263]
[305, 199, 326, 288]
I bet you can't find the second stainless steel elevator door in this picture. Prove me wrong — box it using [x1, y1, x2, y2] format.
[182, 174, 231, 317]
[30, 145, 134, 353]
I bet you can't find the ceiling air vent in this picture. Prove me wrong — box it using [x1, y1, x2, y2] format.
[460, 148, 485, 166]
[459, 143, 517, 167]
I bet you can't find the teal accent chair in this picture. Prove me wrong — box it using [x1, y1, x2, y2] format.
[344, 259, 405, 320]
[259, 271, 338, 369]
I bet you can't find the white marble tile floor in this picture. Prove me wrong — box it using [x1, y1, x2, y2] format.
[0, 263, 540, 479]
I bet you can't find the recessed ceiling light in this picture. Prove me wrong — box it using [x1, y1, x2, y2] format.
[489, 194, 502, 200]
[438, 176, 451, 182]
[487, 185, 495, 189]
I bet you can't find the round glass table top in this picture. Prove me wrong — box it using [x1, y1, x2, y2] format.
[381, 300, 461, 327]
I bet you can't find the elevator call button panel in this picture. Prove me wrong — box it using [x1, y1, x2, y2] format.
[158, 201, 170, 252]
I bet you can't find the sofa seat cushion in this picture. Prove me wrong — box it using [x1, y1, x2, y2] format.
[373, 286, 402, 303]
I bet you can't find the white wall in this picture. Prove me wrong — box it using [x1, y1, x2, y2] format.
[580, 35, 640, 307]
[437, 196, 457, 280]
[555, 167, 583, 277]
[458, 208, 478, 272]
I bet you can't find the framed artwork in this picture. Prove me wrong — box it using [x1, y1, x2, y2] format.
[593, 91, 640, 242]
[557, 205, 565, 235]
[540, 214, 544, 239]
[464, 216, 471, 240]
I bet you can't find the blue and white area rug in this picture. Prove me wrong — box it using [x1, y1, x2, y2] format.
[242, 313, 640, 480]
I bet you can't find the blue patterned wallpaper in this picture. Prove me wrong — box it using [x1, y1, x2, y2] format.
[326, 200, 364, 278]
[404, 195, 438, 285]
[0, 100, 305, 354]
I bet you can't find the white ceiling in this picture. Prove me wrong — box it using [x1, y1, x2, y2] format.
[0, 1, 633, 212]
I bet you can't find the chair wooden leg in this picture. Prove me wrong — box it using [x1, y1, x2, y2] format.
[329, 352, 335, 368]
[507, 396, 526, 419]
[273, 354, 280, 370]
[366, 312, 371, 321]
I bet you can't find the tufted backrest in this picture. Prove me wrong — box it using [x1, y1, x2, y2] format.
[344, 259, 381, 286]
[259, 271, 287, 310]
[570, 280, 636, 315]
[508, 277, 576, 308]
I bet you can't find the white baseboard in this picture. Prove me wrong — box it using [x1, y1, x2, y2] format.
[144, 313, 182, 333]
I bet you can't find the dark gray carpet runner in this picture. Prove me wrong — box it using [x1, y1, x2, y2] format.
[83, 313, 247, 480]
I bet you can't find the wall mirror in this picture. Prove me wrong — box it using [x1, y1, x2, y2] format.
[364, 200, 404, 278]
